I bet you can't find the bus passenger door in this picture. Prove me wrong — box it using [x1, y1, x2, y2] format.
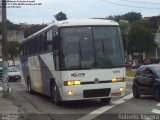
[52, 31, 61, 88]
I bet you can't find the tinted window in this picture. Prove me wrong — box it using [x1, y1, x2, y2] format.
[40, 33, 47, 52]
[136, 67, 146, 76]
[61, 27, 94, 69]
[151, 66, 160, 76]
[92, 27, 124, 67]
[61, 26, 124, 70]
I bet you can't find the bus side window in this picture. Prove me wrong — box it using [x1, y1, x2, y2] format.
[47, 29, 53, 51]
[41, 33, 47, 52]
[53, 32, 59, 51]
[40, 34, 44, 52]
[34, 36, 40, 53]
[30, 39, 34, 55]
[26, 41, 30, 55]
[53, 31, 60, 71]
[37, 35, 40, 53]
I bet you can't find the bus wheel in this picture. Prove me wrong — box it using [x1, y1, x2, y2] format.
[100, 98, 111, 104]
[27, 78, 33, 94]
[51, 84, 63, 106]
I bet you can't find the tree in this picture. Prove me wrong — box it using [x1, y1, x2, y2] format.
[106, 15, 122, 22]
[54, 11, 67, 21]
[119, 20, 130, 50]
[24, 24, 47, 38]
[106, 12, 142, 23]
[143, 16, 160, 32]
[0, 20, 21, 33]
[124, 12, 142, 23]
[7, 41, 20, 65]
[127, 24, 155, 54]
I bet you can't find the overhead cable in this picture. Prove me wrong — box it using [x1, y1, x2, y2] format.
[101, 0, 160, 9]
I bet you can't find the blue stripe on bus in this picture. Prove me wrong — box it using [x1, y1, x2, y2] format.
[39, 55, 54, 96]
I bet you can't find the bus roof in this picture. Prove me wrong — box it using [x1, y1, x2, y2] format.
[22, 19, 119, 42]
[54, 19, 119, 27]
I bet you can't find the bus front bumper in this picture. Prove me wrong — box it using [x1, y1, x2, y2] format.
[61, 82, 126, 101]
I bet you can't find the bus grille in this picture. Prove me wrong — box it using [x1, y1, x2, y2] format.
[83, 88, 111, 98]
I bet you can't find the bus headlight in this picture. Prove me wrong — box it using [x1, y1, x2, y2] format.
[64, 80, 81, 86]
[112, 77, 125, 82]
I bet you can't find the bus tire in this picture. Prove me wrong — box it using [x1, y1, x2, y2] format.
[27, 77, 34, 94]
[51, 83, 63, 106]
[100, 98, 111, 104]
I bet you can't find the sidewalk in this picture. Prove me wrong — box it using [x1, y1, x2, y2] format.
[0, 85, 18, 114]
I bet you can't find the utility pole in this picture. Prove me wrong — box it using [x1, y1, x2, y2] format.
[2, 0, 9, 97]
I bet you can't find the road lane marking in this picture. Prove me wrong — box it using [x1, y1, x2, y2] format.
[151, 109, 160, 114]
[151, 103, 160, 115]
[145, 118, 152, 120]
[157, 103, 160, 107]
[0, 87, 3, 91]
[78, 93, 133, 120]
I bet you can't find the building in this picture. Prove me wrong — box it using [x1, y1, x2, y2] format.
[154, 32, 160, 59]
[19, 23, 32, 29]
[0, 30, 24, 57]
[7, 30, 24, 43]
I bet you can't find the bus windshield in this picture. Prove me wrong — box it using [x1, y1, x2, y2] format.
[61, 26, 124, 70]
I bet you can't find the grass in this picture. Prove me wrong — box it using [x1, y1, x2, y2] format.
[126, 70, 136, 77]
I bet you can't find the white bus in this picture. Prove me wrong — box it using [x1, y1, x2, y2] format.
[20, 19, 126, 105]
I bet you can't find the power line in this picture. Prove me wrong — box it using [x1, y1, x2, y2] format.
[120, 0, 160, 5]
[101, 0, 160, 9]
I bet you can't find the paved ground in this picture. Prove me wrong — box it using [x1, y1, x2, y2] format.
[0, 82, 18, 120]
[0, 79, 132, 120]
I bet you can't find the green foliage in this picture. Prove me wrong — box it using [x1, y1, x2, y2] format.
[128, 24, 155, 54]
[106, 12, 142, 23]
[7, 20, 21, 30]
[143, 16, 160, 32]
[0, 20, 21, 33]
[106, 15, 121, 22]
[7, 41, 20, 64]
[54, 11, 67, 21]
[24, 24, 47, 38]
[124, 12, 142, 23]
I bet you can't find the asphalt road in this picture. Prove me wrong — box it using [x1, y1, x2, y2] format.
[9, 79, 160, 120]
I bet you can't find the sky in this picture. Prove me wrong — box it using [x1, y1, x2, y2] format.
[6, 0, 160, 24]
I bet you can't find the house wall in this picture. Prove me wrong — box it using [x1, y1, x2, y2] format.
[0, 30, 24, 57]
